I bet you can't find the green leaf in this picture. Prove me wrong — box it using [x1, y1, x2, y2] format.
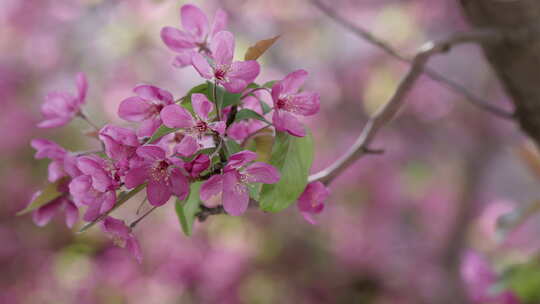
[224, 139, 242, 156]
[234, 109, 270, 124]
[146, 125, 179, 144]
[247, 83, 261, 89]
[259, 100, 272, 114]
[259, 131, 313, 212]
[181, 83, 211, 112]
[208, 82, 242, 109]
[78, 184, 146, 233]
[262, 80, 278, 88]
[175, 182, 202, 236]
[504, 260, 540, 302]
[17, 178, 67, 215]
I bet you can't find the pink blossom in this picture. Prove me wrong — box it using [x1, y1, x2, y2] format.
[99, 124, 140, 162]
[118, 84, 174, 137]
[297, 181, 329, 225]
[125, 145, 189, 206]
[31, 139, 81, 182]
[161, 93, 225, 156]
[161, 4, 228, 67]
[271, 69, 320, 137]
[200, 150, 280, 216]
[226, 94, 267, 142]
[69, 155, 120, 221]
[101, 216, 142, 263]
[30, 179, 78, 228]
[38, 72, 87, 128]
[183, 154, 211, 178]
[191, 31, 260, 93]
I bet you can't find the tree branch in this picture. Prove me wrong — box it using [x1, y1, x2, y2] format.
[309, 30, 505, 185]
[310, 0, 514, 119]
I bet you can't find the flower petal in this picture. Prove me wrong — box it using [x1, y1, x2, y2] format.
[76, 72, 88, 104]
[48, 160, 65, 182]
[172, 50, 195, 68]
[181, 4, 209, 40]
[210, 31, 234, 66]
[185, 154, 210, 178]
[280, 69, 308, 95]
[210, 9, 228, 38]
[147, 180, 172, 206]
[223, 171, 249, 216]
[160, 26, 196, 52]
[32, 198, 63, 227]
[192, 93, 213, 121]
[161, 104, 195, 128]
[191, 53, 213, 79]
[169, 168, 189, 200]
[136, 145, 166, 161]
[229, 60, 260, 83]
[297, 181, 329, 225]
[126, 237, 143, 264]
[200, 174, 223, 202]
[99, 191, 116, 214]
[245, 162, 280, 184]
[31, 139, 66, 159]
[174, 135, 199, 157]
[118, 96, 153, 122]
[222, 78, 247, 93]
[137, 117, 162, 138]
[226, 150, 258, 169]
[63, 200, 79, 228]
[209, 121, 226, 135]
[125, 166, 149, 189]
[272, 110, 306, 137]
[291, 92, 320, 116]
[134, 84, 173, 105]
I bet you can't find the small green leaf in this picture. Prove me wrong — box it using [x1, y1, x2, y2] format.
[247, 83, 261, 89]
[78, 184, 146, 233]
[259, 100, 272, 114]
[259, 131, 313, 212]
[17, 178, 67, 215]
[146, 125, 179, 144]
[503, 260, 540, 302]
[208, 82, 242, 108]
[262, 80, 278, 88]
[225, 139, 242, 156]
[175, 182, 202, 236]
[234, 109, 270, 124]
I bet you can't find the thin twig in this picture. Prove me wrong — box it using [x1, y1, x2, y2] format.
[310, 0, 514, 119]
[309, 30, 505, 185]
[129, 206, 158, 229]
[78, 112, 101, 131]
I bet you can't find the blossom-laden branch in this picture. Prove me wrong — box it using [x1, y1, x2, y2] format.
[310, 0, 514, 120]
[309, 30, 506, 186]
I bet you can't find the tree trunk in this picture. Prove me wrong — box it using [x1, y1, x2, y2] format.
[459, 0, 540, 144]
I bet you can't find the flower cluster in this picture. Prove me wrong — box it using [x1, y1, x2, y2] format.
[25, 4, 329, 262]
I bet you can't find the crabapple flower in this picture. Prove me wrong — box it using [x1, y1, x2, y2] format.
[183, 154, 210, 178]
[161, 4, 227, 68]
[161, 93, 225, 156]
[227, 94, 267, 142]
[118, 85, 174, 137]
[297, 181, 329, 225]
[271, 69, 320, 137]
[192, 31, 260, 93]
[101, 216, 143, 263]
[69, 155, 120, 221]
[31, 139, 81, 182]
[30, 179, 78, 228]
[125, 145, 189, 206]
[200, 150, 280, 216]
[99, 124, 140, 162]
[38, 72, 87, 128]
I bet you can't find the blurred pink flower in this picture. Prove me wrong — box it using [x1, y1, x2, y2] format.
[271, 69, 320, 137]
[118, 85, 174, 138]
[125, 145, 189, 206]
[30, 179, 78, 228]
[31, 139, 80, 182]
[161, 4, 228, 67]
[38, 72, 87, 128]
[297, 181, 329, 224]
[192, 31, 260, 93]
[101, 216, 142, 263]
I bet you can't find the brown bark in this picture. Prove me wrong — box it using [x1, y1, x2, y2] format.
[460, 0, 540, 144]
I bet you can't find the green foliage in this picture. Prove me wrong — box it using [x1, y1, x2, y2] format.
[224, 139, 242, 156]
[262, 80, 278, 88]
[17, 178, 67, 215]
[504, 260, 540, 303]
[259, 131, 314, 212]
[234, 109, 270, 124]
[146, 125, 179, 144]
[175, 182, 202, 236]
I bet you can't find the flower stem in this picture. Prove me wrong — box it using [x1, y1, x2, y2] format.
[129, 205, 158, 229]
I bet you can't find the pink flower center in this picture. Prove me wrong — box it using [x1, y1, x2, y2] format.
[195, 120, 208, 133]
[151, 103, 165, 116]
[150, 160, 170, 182]
[214, 69, 227, 81]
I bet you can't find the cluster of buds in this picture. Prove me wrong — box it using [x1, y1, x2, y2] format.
[22, 4, 330, 262]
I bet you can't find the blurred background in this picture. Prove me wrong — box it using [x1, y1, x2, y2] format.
[2, 0, 540, 303]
